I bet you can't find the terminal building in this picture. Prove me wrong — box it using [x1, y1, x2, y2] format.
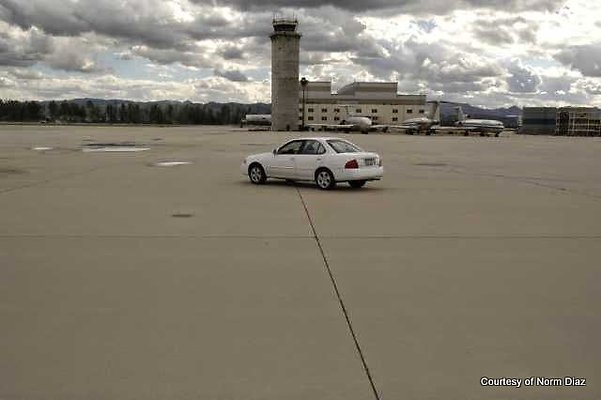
[521, 107, 601, 136]
[521, 107, 558, 135]
[556, 107, 601, 136]
[298, 81, 432, 126]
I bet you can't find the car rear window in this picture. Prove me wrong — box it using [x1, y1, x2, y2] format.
[327, 140, 362, 153]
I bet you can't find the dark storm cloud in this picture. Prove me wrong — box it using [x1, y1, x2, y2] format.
[351, 38, 504, 93]
[555, 44, 601, 77]
[0, 0, 270, 50]
[0, 25, 51, 67]
[507, 63, 541, 93]
[214, 68, 249, 82]
[539, 75, 576, 94]
[286, 8, 385, 60]
[198, 0, 564, 13]
[220, 46, 246, 60]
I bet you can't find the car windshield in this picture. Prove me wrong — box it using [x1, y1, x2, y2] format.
[327, 140, 362, 153]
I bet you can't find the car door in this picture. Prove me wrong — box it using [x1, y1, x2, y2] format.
[295, 140, 326, 181]
[269, 140, 303, 178]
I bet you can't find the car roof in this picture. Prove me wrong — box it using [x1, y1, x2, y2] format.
[291, 137, 349, 141]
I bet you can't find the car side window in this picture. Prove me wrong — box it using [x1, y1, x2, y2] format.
[317, 143, 326, 155]
[300, 140, 320, 155]
[277, 141, 303, 155]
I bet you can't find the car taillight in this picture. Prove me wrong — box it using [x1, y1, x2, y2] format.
[345, 159, 359, 169]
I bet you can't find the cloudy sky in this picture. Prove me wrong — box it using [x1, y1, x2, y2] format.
[1, 0, 600, 107]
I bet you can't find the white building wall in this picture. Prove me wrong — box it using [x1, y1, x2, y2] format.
[298, 81, 428, 126]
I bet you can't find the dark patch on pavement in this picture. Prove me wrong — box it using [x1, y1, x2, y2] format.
[414, 162, 448, 167]
[171, 213, 194, 218]
[0, 167, 27, 175]
[83, 141, 139, 148]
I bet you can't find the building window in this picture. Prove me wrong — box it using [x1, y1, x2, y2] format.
[372, 116, 378, 121]
[334, 108, 340, 113]
[407, 109, 413, 114]
[308, 108, 314, 113]
[334, 116, 340, 121]
[321, 116, 327, 121]
[392, 109, 399, 114]
[392, 117, 398, 122]
[308, 116, 314, 121]
[356, 108, 362, 113]
[419, 109, 425, 114]
[321, 108, 327, 113]
[371, 109, 378, 113]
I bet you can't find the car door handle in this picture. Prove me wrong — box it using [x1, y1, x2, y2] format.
[316, 158, 322, 161]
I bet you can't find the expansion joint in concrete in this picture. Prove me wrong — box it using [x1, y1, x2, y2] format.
[295, 187, 382, 400]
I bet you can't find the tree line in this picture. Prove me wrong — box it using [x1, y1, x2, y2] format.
[0, 99, 269, 125]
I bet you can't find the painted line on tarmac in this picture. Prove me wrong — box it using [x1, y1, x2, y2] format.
[295, 186, 382, 400]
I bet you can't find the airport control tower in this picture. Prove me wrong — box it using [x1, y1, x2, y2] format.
[270, 18, 301, 131]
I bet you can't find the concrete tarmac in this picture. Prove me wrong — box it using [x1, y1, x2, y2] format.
[1, 125, 600, 399]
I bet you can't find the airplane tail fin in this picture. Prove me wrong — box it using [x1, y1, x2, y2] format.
[455, 106, 466, 122]
[429, 101, 440, 120]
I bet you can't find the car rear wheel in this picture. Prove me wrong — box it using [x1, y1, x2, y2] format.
[315, 169, 336, 190]
[349, 180, 366, 188]
[248, 163, 267, 184]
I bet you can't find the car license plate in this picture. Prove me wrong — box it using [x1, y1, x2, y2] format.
[364, 158, 376, 166]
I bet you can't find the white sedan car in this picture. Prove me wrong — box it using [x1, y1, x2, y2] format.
[241, 137, 383, 189]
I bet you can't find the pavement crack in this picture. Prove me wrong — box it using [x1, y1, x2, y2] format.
[295, 186, 382, 400]
[446, 166, 601, 200]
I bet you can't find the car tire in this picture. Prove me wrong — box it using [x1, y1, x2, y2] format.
[349, 180, 366, 188]
[248, 163, 267, 185]
[315, 168, 336, 190]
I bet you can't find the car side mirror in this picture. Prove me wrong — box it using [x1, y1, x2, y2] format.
[273, 149, 277, 155]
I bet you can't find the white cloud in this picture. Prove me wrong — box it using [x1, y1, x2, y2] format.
[0, 0, 600, 107]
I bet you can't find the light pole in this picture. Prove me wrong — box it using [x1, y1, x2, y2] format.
[300, 77, 308, 130]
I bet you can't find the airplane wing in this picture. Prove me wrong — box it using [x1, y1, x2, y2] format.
[386, 124, 414, 130]
[431, 126, 478, 132]
[306, 124, 355, 131]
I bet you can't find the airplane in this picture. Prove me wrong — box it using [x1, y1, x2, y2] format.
[455, 106, 504, 137]
[305, 105, 388, 134]
[394, 101, 440, 135]
[241, 114, 271, 127]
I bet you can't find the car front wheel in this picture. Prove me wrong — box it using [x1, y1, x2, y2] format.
[248, 163, 267, 184]
[315, 169, 336, 190]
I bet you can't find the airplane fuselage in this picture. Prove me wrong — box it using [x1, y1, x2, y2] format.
[456, 119, 504, 133]
[344, 116, 372, 131]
